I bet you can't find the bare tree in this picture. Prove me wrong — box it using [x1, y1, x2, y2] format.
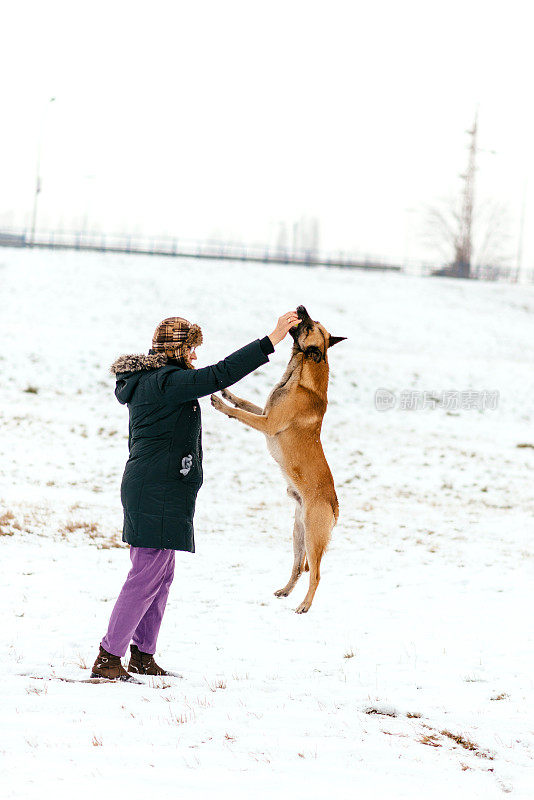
[424, 195, 512, 278]
[473, 198, 512, 270]
[424, 198, 462, 263]
[424, 113, 513, 279]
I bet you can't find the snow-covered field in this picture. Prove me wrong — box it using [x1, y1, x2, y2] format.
[1, 248, 533, 799]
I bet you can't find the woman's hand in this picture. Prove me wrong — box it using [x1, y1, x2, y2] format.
[268, 311, 301, 347]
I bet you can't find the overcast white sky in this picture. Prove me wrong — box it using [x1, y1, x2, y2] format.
[1, 0, 533, 269]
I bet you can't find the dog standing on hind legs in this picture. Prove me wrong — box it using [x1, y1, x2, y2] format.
[211, 305, 346, 613]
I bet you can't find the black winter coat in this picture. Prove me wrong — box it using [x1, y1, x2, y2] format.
[110, 337, 274, 552]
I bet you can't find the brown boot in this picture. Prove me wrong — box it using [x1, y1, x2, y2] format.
[128, 644, 168, 676]
[91, 645, 133, 680]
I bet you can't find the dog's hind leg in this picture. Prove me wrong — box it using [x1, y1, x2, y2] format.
[274, 500, 306, 598]
[295, 502, 334, 614]
[221, 389, 263, 415]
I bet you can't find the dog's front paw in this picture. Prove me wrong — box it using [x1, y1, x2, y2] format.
[210, 394, 225, 412]
[221, 388, 234, 402]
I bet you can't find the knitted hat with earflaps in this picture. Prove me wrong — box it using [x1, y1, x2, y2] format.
[151, 317, 203, 368]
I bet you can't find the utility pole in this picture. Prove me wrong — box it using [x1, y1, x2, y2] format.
[454, 112, 478, 278]
[30, 97, 55, 246]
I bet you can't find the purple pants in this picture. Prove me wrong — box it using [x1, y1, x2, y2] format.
[101, 546, 175, 657]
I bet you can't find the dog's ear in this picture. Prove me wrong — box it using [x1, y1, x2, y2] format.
[328, 335, 347, 348]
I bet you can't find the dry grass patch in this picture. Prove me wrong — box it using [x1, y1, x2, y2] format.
[1, 503, 121, 547]
[0, 511, 22, 535]
[98, 535, 123, 549]
[207, 678, 227, 691]
[440, 730, 478, 751]
[59, 519, 122, 549]
[463, 673, 486, 683]
[61, 519, 100, 537]
[417, 723, 493, 760]
[364, 706, 397, 717]
[440, 729, 493, 759]
[195, 696, 212, 708]
[419, 732, 442, 747]
[97, 427, 119, 437]
[72, 654, 87, 670]
[0, 511, 15, 535]
[168, 708, 194, 725]
[148, 677, 172, 690]
[26, 684, 48, 695]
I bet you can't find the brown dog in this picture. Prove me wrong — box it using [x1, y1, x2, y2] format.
[211, 305, 346, 613]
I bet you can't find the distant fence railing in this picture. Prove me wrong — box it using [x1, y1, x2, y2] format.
[0, 228, 401, 272]
[0, 228, 531, 282]
[403, 260, 532, 283]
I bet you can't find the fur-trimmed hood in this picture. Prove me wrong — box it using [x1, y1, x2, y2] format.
[110, 352, 169, 375]
[111, 352, 177, 405]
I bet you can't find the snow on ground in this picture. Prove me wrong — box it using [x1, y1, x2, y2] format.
[1, 247, 533, 799]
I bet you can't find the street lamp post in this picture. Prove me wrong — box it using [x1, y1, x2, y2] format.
[29, 97, 55, 246]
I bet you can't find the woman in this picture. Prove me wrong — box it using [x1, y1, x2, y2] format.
[91, 311, 300, 680]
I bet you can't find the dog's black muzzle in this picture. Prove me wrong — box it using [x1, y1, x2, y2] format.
[290, 305, 313, 341]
